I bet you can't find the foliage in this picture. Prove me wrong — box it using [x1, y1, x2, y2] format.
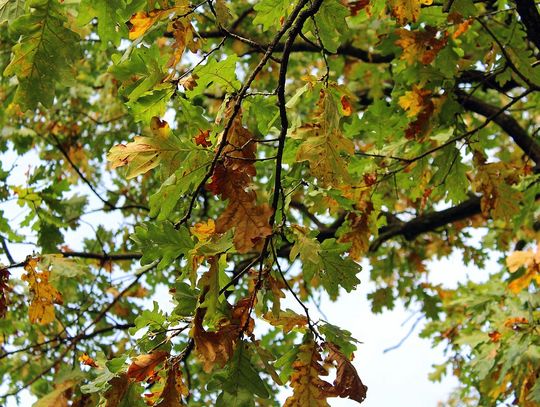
[0, 0, 539, 405]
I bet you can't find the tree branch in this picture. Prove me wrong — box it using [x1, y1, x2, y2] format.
[514, 0, 540, 51]
[456, 91, 540, 167]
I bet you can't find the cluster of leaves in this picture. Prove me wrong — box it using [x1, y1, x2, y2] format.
[0, 0, 539, 405]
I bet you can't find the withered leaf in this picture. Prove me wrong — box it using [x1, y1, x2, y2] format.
[127, 351, 169, 382]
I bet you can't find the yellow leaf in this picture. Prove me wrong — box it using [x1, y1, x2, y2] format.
[506, 250, 535, 273]
[263, 309, 309, 333]
[129, 8, 184, 40]
[22, 257, 62, 325]
[107, 117, 184, 179]
[395, 27, 448, 66]
[190, 219, 216, 242]
[506, 243, 540, 293]
[389, 0, 433, 25]
[398, 86, 431, 118]
[284, 339, 332, 407]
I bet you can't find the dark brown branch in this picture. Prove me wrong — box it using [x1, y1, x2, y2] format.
[370, 196, 482, 251]
[456, 91, 540, 167]
[62, 251, 142, 261]
[514, 0, 540, 51]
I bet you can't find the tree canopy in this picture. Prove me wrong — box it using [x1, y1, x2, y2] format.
[0, 0, 539, 405]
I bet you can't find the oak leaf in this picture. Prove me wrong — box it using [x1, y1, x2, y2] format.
[389, 0, 433, 25]
[192, 298, 253, 372]
[190, 219, 216, 242]
[215, 190, 273, 253]
[79, 353, 99, 368]
[474, 161, 522, 222]
[398, 86, 434, 139]
[167, 17, 200, 68]
[129, 8, 185, 40]
[155, 364, 188, 407]
[284, 338, 332, 406]
[295, 90, 354, 187]
[395, 27, 447, 66]
[127, 351, 169, 382]
[323, 342, 367, 404]
[339, 200, 375, 261]
[107, 117, 187, 179]
[103, 373, 130, 407]
[22, 257, 62, 325]
[506, 244, 540, 294]
[263, 309, 309, 333]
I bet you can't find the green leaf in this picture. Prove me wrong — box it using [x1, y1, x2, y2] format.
[306, 0, 349, 53]
[172, 282, 199, 317]
[216, 341, 270, 406]
[319, 322, 359, 358]
[253, 0, 288, 31]
[317, 239, 362, 299]
[186, 55, 241, 97]
[3, 0, 80, 110]
[0, 0, 25, 24]
[131, 221, 194, 270]
[77, 0, 123, 46]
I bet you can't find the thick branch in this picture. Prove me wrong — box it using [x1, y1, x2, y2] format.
[514, 0, 540, 51]
[456, 91, 540, 166]
[370, 197, 481, 251]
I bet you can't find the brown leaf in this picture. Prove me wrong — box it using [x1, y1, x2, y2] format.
[127, 351, 169, 382]
[104, 374, 129, 407]
[324, 342, 367, 404]
[215, 191, 273, 253]
[191, 298, 253, 372]
[167, 18, 200, 68]
[339, 201, 374, 261]
[156, 364, 188, 407]
[0, 267, 9, 318]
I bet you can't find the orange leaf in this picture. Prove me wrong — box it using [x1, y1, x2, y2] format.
[340, 96, 353, 116]
[127, 351, 168, 382]
[395, 27, 447, 66]
[79, 353, 99, 368]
